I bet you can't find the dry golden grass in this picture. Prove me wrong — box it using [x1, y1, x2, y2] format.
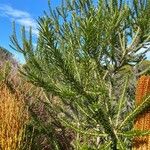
[0, 83, 29, 150]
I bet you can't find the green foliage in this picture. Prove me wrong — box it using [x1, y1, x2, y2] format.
[11, 0, 150, 149]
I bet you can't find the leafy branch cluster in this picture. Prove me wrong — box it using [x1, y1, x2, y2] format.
[10, 0, 150, 149]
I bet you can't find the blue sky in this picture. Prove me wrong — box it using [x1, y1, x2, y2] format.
[0, 0, 61, 62]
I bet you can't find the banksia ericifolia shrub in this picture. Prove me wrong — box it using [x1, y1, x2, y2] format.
[10, 0, 150, 149]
